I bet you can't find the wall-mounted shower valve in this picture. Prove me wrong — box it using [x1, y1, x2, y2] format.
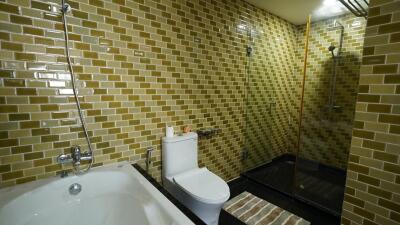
[57, 146, 92, 167]
[246, 46, 253, 56]
[241, 150, 249, 161]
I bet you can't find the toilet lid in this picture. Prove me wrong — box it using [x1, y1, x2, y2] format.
[173, 167, 230, 204]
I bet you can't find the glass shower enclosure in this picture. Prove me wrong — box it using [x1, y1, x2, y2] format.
[242, 13, 366, 216]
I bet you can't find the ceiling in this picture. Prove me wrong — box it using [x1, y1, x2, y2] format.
[244, 0, 350, 25]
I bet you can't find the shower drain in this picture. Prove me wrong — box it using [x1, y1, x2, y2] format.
[69, 183, 82, 195]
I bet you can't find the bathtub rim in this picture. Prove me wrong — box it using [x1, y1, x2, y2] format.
[0, 161, 195, 225]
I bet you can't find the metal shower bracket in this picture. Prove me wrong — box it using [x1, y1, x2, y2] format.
[338, 0, 369, 19]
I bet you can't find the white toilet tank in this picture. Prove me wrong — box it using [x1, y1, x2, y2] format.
[162, 132, 198, 178]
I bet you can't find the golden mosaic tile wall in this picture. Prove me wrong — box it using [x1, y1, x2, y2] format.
[243, 14, 299, 170]
[0, 0, 301, 187]
[341, 0, 400, 224]
[294, 14, 366, 169]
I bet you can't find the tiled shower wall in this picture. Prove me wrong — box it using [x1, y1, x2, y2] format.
[245, 13, 368, 171]
[295, 14, 366, 169]
[341, 0, 400, 224]
[0, 0, 299, 187]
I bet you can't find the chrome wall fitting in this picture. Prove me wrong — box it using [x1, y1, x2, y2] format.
[57, 146, 93, 172]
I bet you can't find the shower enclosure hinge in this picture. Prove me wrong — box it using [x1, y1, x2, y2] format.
[241, 149, 249, 161]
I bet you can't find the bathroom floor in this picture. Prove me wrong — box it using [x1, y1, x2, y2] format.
[241, 156, 346, 216]
[219, 177, 340, 225]
[135, 163, 340, 225]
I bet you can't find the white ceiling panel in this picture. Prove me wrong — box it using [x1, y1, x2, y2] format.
[244, 0, 350, 25]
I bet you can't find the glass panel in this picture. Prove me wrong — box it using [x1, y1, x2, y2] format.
[242, 18, 299, 195]
[243, 26, 275, 172]
[294, 14, 366, 215]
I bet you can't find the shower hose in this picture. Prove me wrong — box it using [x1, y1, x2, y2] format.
[61, 0, 94, 174]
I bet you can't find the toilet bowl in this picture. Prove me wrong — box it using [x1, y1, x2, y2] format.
[162, 132, 230, 225]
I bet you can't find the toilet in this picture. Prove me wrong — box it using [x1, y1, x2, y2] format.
[162, 132, 230, 225]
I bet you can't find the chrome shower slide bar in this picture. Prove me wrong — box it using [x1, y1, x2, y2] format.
[338, 0, 369, 18]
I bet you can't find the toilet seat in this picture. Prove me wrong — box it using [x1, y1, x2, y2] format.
[172, 167, 230, 204]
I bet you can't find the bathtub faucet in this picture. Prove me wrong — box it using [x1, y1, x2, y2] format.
[57, 146, 93, 166]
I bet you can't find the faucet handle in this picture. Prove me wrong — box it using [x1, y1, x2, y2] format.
[70, 146, 82, 165]
[57, 154, 73, 164]
[71, 145, 81, 157]
[71, 145, 81, 154]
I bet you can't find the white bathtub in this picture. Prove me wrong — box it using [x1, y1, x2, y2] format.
[0, 163, 195, 225]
